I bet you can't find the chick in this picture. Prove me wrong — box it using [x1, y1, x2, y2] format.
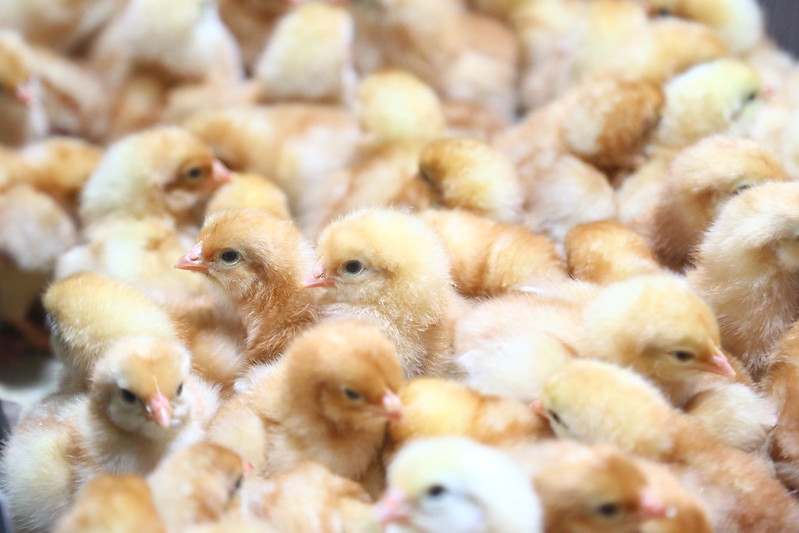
[564, 220, 663, 284]
[254, 2, 356, 106]
[687, 182, 799, 378]
[539, 359, 799, 533]
[207, 320, 403, 481]
[0, 30, 48, 146]
[205, 171, 291, 219]
[175, 208, 316, 364]
[53, 475, 166, 533]
[417, 138, 523, 223]
[147, 442, 246, 528]
[378, 437, 543, 533]
[79, 126, 230, 233]
[308, 208, 465, 377]
[420, 209, 566, 298]
[650, 135, 787, 271]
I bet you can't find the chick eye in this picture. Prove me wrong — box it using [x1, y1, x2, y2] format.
[597, 503, 620, 517]
[418, 169, 433, 185]
[426, 485, 447, 498]
[120, 389, 137, 403]
[732, 184, 752, 196]
[232, 475, 243, 492]
[654, 7, 672, 16]
[176, 383, 184, 396]
[342, 260, 363, 275]
[745, 91, 758, 103]
[344, 388, 361, 400]
[220, 250, 240, 264]
[548, 410, 563, 425]
[186, 167, 205, 179]
[674, 351, 694, 362]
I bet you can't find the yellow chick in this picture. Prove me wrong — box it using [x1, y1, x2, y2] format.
[205, 171, 291, 219]
[378, 437, 543, 533]
[308, 208, 465, 377]
[0, 30, 48, 146]
[254, 2, 356, 105]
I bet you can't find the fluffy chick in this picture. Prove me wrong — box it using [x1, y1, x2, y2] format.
[207, 320, 403, 482]
[650, 135, 787, 271]
[687, 182, 799, 378]
[420, 209, 566, 298]
[52, 475, 166, 533]
[175, 208, 316, 364]
[79, 126, 230, 233]
[539, 360, 799, 533]
[254, 2, 356, 105]
[564, 220, 663, 284]
[0, 30, 48, 146]
[378, 437, 543, 533]
[205, 171, 291, 219]
[147, 442, 246, 528]
[417, 138, 523, 223]
[308, 208, 464, 377]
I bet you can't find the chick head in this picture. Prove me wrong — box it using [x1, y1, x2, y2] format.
[283, 320, 404, 429]
[417, 138, 522, 222]
[539, 360, 677, 455]
[656, 58, 761, 149]
[378, 437, 543, 533]
[583, 275, 735, 394]
[0, 31, 34, 107]
[89, 336, 192, 439]
[79, 126, 231, 226]
[356, 70, 445, 147]
[175, 208, 314, 301]
[308, 208, 452, 325]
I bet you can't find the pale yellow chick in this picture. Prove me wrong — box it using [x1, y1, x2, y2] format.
[0, 30, 47, 146]
[205, 171, 291, 219]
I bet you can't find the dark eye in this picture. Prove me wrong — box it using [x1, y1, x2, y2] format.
[597, 503, 620, 517]
[342, 260, 363, 274]
[220, 250, 240, 264]
[732, 184, 752, 196]
[176, 383, 184, 396]
[186, 167, 204, 179]
[418, 169, 433, 185]
[655, 7, 671, 16]
[549, 410, 562, 424]
[344, 388, 361, 400]
[232, 475, 243, 492]
[745, 91, 758, 103]
[674, 351, 694, 361]
[427, 485, 446, 498]
[120, 389, 137, 403]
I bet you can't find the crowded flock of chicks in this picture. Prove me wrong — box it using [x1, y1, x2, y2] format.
[4, 0, 799, 531]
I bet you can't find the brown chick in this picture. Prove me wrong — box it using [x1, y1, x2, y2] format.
[205, 171, 291, 219]
[147, 442, 247, 529]
[254, 2, 356, 106]
[175, 208, 316, 365]
[649, 135, 787, 271]
[419, 209, 566, 298]
[564, 220, 663, 284]
[247, 461, 377, 533]
[53, 475, 166, 533]
[539, 359, 799, 533]
[417, 138, 523, 223]
[0, 30, 48, 146]
[308, 208, 465, 377]
[207, 320, 403, 482]
[687, 182, 799, 379]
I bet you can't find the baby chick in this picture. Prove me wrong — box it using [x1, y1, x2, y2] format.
[687, 182, 799, 378]
[204, 171, 291, 219]
[53, 475, 166, 533]
[650, 135, 787, 271]
[308, 208, 465, 377]
[0, 30, 48, 146]
[207, 320, 403, 482]
[175, 208, 316, 364]
[378, 437, 543, 533]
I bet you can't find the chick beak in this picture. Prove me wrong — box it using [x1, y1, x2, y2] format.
[706, 351, 736, 378]
[212, 159, 232, 184]
[145, 392, 172, 428]
[637, 491, 671, 521]
[531, 398, 547, 419]
[174, 243, 209, 273]
[376, 392, 404, 422]
[304, 262, 335, 288]
[15, 83, 32, 106]
[376, 487, 412, 526]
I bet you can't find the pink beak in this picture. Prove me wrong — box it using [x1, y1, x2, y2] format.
[376, 487, 411, 525]
[15, 83, 32, 106]
[212, 159, 232, 184]
[145, 391, 172, 428]
[376, 392, 404, 422]
[304, 262, 335, 288]
[637, 491, 670, 520]
[706, 352, 736, 378]
[531, 398, 547, 419]
[174, 242, 209, 273]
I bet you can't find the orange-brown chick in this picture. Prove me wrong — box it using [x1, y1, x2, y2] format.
[0, 30, 48, 146]
[687, 182, 799, 378]
[565, 220, 663, 284]
[205, 171, 291, 219]
[175, 208, 316, 364]
[207, 320, 403, 482]
[52, 475, 166, 533]
[420, 209, 566, 298]
[308, 208, 465, 377]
